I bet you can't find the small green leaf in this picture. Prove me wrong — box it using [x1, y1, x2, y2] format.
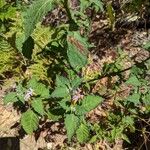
[127, 93, 141, 105]
[27, 78, 49, 98]
[16, 83, 26, 103]
[21, 109, 39, 134]
[65, 114, 80, 141]
[126, 76, 141, 87]
[27, 77, 39, 89]
[59, 98, 71, 111]
[76, 95, 103, 115]
[3, 92, 17, 104]
[51, 86, 69, 98]
[71, 77, 83, 89]
[34, 83, 49, 98]
[122, 134, 130, 143]
[31, 98, 45, 115]
[76, 123, 90, 143]
[56, 75, 70, 88]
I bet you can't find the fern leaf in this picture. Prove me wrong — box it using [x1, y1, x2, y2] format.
[21, 109, 39, 134]
[23, 0, 55, 40]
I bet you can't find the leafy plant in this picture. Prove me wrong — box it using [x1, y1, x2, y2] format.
[2, 0, 150, 148]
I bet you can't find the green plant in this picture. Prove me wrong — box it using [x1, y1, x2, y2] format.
[3, 0, 104, 143]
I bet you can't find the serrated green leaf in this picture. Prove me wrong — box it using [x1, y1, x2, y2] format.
[23, 0, 55, 40]
[67, 42, 87, 71]
[65, 114, 80, 141]
[59, 98, 71, 111]
[16, 83, 26, 103]
[126, 76, 141, 87]
[76, 123, 90, 143]
[15, 33, 25, 52]
[71, 77, 82, 89]
[51, 86, 69, 98]
[21, 109, 39, 134]
[27, 78, 49, 98]
[34, 83, 49, 98]
[31, 98, 45, 115]
[76, 95, 103, 115]
[127, 93, 141, 105]
[67, 32, 89, 71]
[27, 77, 39, 89]
[46, 107, 63, 121]
[3, 92, 17, 104]
[56, 75, 70, 88]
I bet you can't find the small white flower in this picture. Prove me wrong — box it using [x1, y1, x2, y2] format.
[24, 88, 34, 101]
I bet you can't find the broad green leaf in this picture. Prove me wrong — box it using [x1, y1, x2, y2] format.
[15, 33, 25, 52]
[46, 107, 64, 121]
[126, 76, 141, 87]
[76, 123, 90, 143]
[34, 83, 49, 98]
[67, 42, 87, 71]
[76, 95, 103, 115]
[65, 114, 80, 141]
[16, 83, 26, 103]
[31, 98, 45, 115]
[67, 32, 89, 71]
[51, 86, 69, 98]
[23, 0, 55, 40]
[3, 92, 17, 104]
[27, 77, 39, 89]
[71, 77, 83, 89]
[21, 109, 39, 134]
[56, 75, 70, 88]
[27, 78, 49, 98]
[59, 98, 71, 111]
[127, 93, 141, 105]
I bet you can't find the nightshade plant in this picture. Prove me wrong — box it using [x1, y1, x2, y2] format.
[3, 0, 104, 143]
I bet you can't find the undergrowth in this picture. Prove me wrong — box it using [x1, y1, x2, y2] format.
[1, 0, 150, 149]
